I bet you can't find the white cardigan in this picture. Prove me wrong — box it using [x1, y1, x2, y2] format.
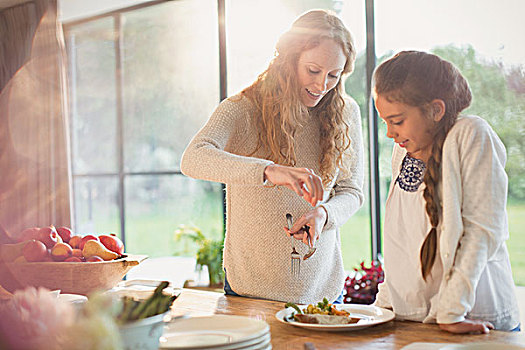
[375, 115, 520, 330]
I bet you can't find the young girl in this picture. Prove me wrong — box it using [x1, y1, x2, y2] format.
[373, 51, 520, 333]
[181, 10, 364, 304]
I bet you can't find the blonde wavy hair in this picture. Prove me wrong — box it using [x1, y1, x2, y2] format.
[242, 9, 356, 186]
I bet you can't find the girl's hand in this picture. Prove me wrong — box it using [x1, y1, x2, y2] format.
[439, 319, 494, 334]
[264, 164, 323, 207]
[284, 207, 327, 247]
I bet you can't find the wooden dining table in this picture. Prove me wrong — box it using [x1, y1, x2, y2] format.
[170, 288, 525, 350]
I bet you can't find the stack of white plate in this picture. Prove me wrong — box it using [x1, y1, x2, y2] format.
[159, 315, 271, 350]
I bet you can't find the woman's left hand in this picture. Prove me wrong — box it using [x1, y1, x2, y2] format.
[284, 207, 327, 247]
[439, 319, 494, 334]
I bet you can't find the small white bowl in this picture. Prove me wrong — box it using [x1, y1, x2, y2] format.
[119, 312, 170, 350]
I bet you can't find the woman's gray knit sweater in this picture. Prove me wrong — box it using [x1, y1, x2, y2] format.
[181, 93, 364, 303]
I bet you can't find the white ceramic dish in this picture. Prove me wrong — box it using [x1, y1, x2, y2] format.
[275, 303, 395, 331]
[159, 315, 270, 349]
[58, 293, 88, 304]
[119, 311, 170, 350]
[110, 279, 182, 300]
[402, 343, 525, 350]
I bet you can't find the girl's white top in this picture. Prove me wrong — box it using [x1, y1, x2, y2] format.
[376, 115, 520, 331]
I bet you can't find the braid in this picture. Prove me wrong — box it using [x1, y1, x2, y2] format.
[420, 118, 454, 280]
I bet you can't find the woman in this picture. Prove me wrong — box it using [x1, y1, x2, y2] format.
[181, 10, 364, 304]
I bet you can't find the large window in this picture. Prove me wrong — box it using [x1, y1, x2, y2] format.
[64, 0, 224, 257]
[63, 0, 525, 283]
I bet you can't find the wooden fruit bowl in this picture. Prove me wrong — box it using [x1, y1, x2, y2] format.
[4, 254, 148, 295]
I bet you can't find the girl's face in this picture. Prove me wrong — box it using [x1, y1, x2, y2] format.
[375, 94, 440, 163]
[296, 39, 346, 108]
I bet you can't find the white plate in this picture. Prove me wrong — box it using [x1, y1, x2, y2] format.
[110, 279, 182, 300]
[275, 303, 395, 331]
[402, 343, 525, 350]
[206, 333, 271, 350]
[159, 315, 270, 349]
[58, 293, 88, 304]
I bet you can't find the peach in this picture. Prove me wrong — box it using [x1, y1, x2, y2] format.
[79, 235, 98, 250]
[64, 256, 82, 262]
[22, 240, 48, 262]
[51, 242, 73, 261]
[71, 248, 83, 258]
[99, 234, 124, 255]
[38, 226, 62, 249]
[86, 256, 103, 262]
[17, 227, 41, 243]
[56, 226, 73, 243]
[69, 235, 82, 249]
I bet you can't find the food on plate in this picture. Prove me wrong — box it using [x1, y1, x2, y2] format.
[284, 298, 360, 325]
[294, 313, 360, 325]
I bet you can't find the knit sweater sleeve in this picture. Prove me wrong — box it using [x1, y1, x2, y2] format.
[180, 96, 274, 185]
[436, 116, 509, 324]
[320, 98, 365, 231]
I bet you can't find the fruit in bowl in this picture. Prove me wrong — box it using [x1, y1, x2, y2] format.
[83, 240, 119, 261]
[4, 253, 147, 295]
[51, 242, 73, 262]
[0, 225, 146, 295]
[79, 234, 99, 250]
[56, 226, 73, 243]
[99, 234, 125, 255]
[38, 226, 62, 249]
[22, 240, 48, 262]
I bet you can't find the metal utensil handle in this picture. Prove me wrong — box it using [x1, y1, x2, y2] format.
[286, 213, 294, 247]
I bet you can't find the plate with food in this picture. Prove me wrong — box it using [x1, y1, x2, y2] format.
[275, 298, 395, 331]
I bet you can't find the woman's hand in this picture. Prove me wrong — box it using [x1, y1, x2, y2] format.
[264, 164, 323, 206]
[284, 207, 327, 247]
[439, 320, 494, 334]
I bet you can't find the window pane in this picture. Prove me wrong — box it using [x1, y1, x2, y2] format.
[73, 176, 120, 235]
[375, 0, 525, 284]
[339, 1, 371, 269]
[66, 18, 118, 174]
[226, 0, 372, 270]
[124, 175, 223, 257]
[121, 0, 219, 173]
